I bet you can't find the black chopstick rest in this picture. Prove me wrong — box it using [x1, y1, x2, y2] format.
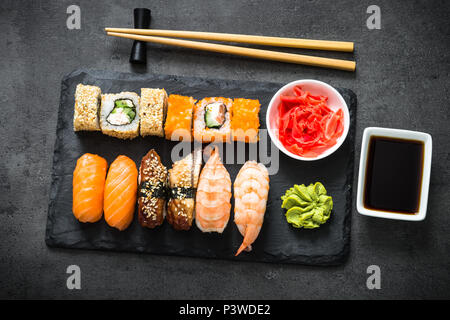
[130, 8, 151, 64]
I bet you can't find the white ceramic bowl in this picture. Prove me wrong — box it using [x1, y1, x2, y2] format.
[266, 79, 350, 161]
[356, 127, 432, 221]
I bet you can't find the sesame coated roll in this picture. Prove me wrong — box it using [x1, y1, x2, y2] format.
[139, 88, 168, 137]
[73, 84, 101, 131]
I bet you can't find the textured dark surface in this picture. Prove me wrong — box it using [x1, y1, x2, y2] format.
[46, 69, 356, 265]
[0, 0, 449, 299]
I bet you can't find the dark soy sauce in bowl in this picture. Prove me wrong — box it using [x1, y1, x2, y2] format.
[363, 136, 424, 214]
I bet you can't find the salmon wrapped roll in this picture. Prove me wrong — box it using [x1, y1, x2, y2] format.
[167, 148, 202, 230]
[104, 155, 138, 231]
[193, 97, 232, 143]
[72, 153, 108, 223]
[164, 94, 196, 141]
[230, 98, 260, 143]
[138, 149, 168, 228]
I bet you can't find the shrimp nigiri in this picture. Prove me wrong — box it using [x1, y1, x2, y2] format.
[195, 147, 231, 233]
[234, 161, 269, 256]
[72, 153, 108, 223]
[104, 155, 138, 231]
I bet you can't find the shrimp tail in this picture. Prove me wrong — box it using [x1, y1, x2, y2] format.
[235, 243, 248, 256]
[235, 224, 258, 256]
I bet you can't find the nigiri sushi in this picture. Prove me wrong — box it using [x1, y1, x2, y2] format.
[192, 97, 232, 143]
[72, 153, 108, 223]
[167, 148, 202, 230]
[104, 155, 138, 231]
[234, 161, 270, 256]
[138, 149, 167, 228]
[195, 147, 231, 233]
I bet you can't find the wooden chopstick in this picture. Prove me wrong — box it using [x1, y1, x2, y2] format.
[106, 32, 356, 71]
[105, 28, 354, 52]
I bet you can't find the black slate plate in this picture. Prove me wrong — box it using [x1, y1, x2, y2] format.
[46, 69, 356, 266]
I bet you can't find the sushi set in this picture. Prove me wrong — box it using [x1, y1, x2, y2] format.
[46, 69, 356, 265]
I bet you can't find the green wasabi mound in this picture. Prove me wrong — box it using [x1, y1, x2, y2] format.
[281, 182, 333, 229]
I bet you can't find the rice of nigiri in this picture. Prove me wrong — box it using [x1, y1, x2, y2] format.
[104, 155, 138, 231]
[72, 153, 108, 223]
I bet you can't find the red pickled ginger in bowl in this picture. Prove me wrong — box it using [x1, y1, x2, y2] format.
[267, 80, 349, 160]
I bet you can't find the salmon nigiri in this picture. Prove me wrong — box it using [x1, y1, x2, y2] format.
[195, 147, 231, 233]
[73, 153, 108, 223]
[234, 161, 269, 256]
[104, 155, 138, 231]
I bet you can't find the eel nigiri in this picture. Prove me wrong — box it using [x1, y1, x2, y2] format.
[104, 155, 138, 231]
[234, 161, 270, 256]
[72, 153, 108, 223]
[138, 149, 167, 228]
[167, 148, 202, 230]
[195, 147, 231, 233]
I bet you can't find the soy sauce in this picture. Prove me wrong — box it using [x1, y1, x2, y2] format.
[363, 136, 424, 214]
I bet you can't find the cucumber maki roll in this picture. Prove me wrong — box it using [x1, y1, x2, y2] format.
[100, 92, 140, 139]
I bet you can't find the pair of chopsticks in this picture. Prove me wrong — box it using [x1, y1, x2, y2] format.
[105, 28, 356, 71]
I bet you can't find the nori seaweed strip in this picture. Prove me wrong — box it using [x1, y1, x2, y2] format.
[170, 187, 196, 199]
[139, 181, 167, 199]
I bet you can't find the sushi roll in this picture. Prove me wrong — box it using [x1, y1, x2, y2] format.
[138, 149, 168, 229]
[231, 98, 261, 143]
[100, 92, 140, 139]
[139, 88, 168, 137]
[167, 148, 202, 230]
[72, 153, 107, 223]
[73, 84, 101, 131]
[104, 155, 138, 231]
[164, 94, 196, 141]
[193, 97, 232, 143]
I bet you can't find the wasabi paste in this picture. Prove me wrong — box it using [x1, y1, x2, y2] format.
[281, 182, 333, 229]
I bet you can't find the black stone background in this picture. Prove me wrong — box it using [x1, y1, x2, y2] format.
[45, 69, 356, 266]
[0, 0, 449, 299]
